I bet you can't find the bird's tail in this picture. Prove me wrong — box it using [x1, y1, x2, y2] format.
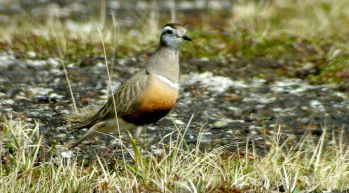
[69, 112, 100, 132]
[69, 98, 114, 132]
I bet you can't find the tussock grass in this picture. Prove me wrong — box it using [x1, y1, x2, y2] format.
[1, 119, 348, 192]
[0, 14, 160, 60]
[229, 0, 349, 83]
[231, 0, 349, 40]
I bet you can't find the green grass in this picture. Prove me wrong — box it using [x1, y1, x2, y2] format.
[1, 119, 348, 192]
[228, 0, 349, 84]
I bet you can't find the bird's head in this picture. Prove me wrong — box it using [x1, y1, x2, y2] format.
[160, 23, 192, 49]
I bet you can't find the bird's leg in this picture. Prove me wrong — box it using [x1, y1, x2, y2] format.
[128, 126, 144, 166]
[68, 121, 106, 148]
[128, 126, 143, 147]
[134, 126, 143, 139]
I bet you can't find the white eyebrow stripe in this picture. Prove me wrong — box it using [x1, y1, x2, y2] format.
[155, 74, 179, 89]
[162, 26, 174, 33]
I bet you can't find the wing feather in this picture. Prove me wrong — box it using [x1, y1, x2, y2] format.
[70, 71, 148, 130]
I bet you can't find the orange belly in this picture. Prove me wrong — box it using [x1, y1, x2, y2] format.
[122, 75, 178, 125]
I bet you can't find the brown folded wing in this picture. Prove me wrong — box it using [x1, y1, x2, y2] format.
[70, 71, 148, 130]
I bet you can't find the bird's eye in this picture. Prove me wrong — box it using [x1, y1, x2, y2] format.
[166, 29, 173, 34]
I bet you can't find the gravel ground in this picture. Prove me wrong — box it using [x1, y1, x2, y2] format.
[1, 52, 348, 160]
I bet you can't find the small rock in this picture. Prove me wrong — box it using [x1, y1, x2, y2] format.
[27, 59, 46, 68]
[3, 99, 14, 105]
[60, 110, 70, 115]
[47, 58, 61, 67]
[310, 100, 326, 112]
[56, 133, 66, 138]
[250, 130, 258, 135]
[228, 107, 243, 115]
[183, 72, 238, 94]
[333, 92, 348, 99]
[152, 148, 165, 155]
[231, 119, 245, 123]
[174, 119, 185, 125]
[212, 120, 229, 128]
[27, 51, 36, 58]
[61, 150, 75, 159]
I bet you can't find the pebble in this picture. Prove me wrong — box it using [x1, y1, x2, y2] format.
[212, 120, 229, 128]
[2, 99, 14, 105]
[228, 106, 243, 115]
[183, 72, 237, 93]
[174, 119, 185, 125]
[27, 51, 36, 58]
[231, 120, 245, 123]
[56, 133, 66, 138]
[310, 100, 326, 112]
[60, 150, 75, 159]
[333, 92, 348, 99]
[56, 126, 68, 131]
[152, 148, 165, 155]
[47, 58, 61, 67]
[27, 59, 46, 68]
[60, 110, 70, 115]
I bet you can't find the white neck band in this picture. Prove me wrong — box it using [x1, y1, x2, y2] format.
[155, 74, 179, 89]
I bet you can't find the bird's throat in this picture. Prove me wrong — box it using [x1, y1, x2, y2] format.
[146, 46, 180, 83]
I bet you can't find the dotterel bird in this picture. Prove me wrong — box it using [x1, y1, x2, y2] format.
[69, 23, 191, 147]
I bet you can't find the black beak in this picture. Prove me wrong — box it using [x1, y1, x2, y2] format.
[182, 35, 192, 41]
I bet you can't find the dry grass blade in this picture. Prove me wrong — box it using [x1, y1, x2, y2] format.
[1, 119, 349, 192]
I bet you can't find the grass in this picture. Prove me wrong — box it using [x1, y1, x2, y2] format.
[1, 119, 348, 192]
[0, 0, 349, 83]
[228, 0, 349, 83]
[1, 0, 349, 192]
